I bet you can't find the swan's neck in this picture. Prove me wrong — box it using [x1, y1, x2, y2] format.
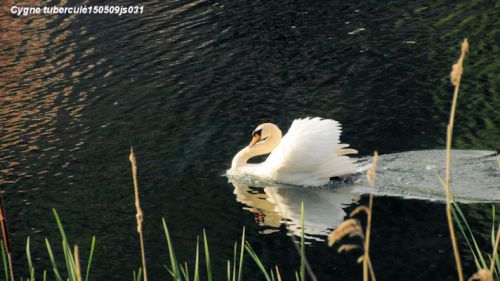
[231, 132, 282, 170]
[231, 144, 274, 169]
[231, 147, 256, 169]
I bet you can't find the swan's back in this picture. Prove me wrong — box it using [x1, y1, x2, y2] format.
[261, 117, 359, 186]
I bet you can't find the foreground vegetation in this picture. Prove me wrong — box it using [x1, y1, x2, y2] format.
[0, 39, 499, 281]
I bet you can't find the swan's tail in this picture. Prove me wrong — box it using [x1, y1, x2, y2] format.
[356, 161, 372, 173]
[265, 117, 361, 186]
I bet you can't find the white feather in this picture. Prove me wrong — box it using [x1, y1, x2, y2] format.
[237, 117, 359, 186]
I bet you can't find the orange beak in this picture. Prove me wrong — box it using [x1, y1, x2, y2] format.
[248, 134, 261, 148]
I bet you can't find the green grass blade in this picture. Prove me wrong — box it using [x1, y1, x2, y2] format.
[138, 267, 143, 281]
[451, 206, 481, 269]
[227, 260, 231, 281]
[1, 241, 8, 281]
[62, 240, 77, 281]
[295, 271, 300, 281]
[52, 209, 78, 281]
[495, 254, 500, 278]
[194, 236, 200, 281]
[437, 173, 488, 270]
[162, 218, 181, 281]
[493, 206, 500, 278]
[300, 202, 305, 281]
[163, 265, 175, 278]
[136, 267, 143, 281]
[232, 242, 237, 281]
[43, 270, 47, 281]
[26, 237, 35, 281]
[435, 173, 446, 189]
[491, 209, 496, 271]
[180, 262, 189, 281]
[245, 242, 271, 281]
[492, 205, 496, 248]
[85, 235, 96, 281]
[184, 262, 190, 281]
[237, 227, 245, 281]
[52, 209, 68, 243]
[452, 202, 488, 268]
[45, 239, 63, 281]
[203, 230, 213, 281]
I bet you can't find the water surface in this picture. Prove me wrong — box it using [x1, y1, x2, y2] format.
[1, 0, 499, 280]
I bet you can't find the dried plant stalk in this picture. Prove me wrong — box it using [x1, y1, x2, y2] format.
[445, 38, 469, 281]
[129, 147, 148, 281]
[0, 192, 14, 281]
[367, 256, 376, 281]
[329, 152, 379, 281]
[364, 151, 378, 281]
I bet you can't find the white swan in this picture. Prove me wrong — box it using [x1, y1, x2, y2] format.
[229, 117, 360, 186]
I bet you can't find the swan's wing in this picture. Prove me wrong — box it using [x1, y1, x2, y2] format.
[264, 117, 359, 186]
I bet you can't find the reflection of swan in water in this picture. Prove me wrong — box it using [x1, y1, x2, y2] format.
[230, 180, 360, 236]
[228, 149, 499, 236]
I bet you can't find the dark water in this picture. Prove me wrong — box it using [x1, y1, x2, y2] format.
[1, 0, 499, 280]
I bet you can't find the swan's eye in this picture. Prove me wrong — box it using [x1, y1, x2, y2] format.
[252, 129, 262, 137]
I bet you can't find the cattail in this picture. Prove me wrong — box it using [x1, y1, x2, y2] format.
[450, 63, 463, 86]
[328, 151, 379, 281]
[350, 206, 371, 217]
[461, 38, 469, 54]
[468, 269, 493, 281]
[450, 38, 468, 86]
[337, 244, 361, 253]
[327, 219, 363, 247]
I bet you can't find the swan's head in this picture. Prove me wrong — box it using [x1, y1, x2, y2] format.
[248, 123, 282, 149]
[231, 122, 283, 169]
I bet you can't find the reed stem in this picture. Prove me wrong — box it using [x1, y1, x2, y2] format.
[363, 193, 374, 281]
[364, 151, 378, 281]
[0, 192, 14, 281]
[367, 256, 376, 281]
[490, 225, 500, 273]
[445, 38, 468, 281]
[129, 147, 148, 281]
[74, 245, 82, 281]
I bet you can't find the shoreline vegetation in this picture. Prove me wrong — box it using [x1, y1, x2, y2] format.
[1, 39, 499, 281]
